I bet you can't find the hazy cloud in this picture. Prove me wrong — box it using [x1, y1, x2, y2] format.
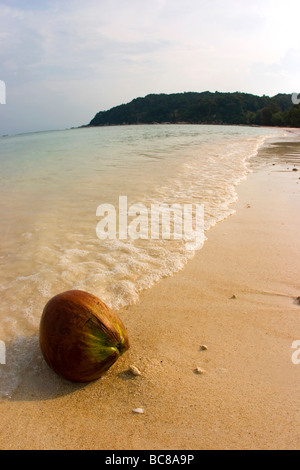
[1, 0, 300, 134]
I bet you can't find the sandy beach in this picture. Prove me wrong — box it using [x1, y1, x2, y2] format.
[0, 136, 299, 450]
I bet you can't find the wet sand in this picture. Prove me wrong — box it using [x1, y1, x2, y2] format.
[0, 139, 300, 450]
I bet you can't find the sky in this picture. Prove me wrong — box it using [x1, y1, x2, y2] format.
[0, 0, 300, 135]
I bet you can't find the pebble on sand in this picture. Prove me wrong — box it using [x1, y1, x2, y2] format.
[295, 296, 300, 305]
[129, 365, 142, 376]
[199, 345, 208, 351]
[132, 408, 144, 414]
[194, 367, 206, 375]
[231, 294, 237, 299]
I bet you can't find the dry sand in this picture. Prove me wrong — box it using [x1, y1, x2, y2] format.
[0, 139, 300, 450]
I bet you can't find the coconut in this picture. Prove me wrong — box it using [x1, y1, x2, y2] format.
[39, 290, 129, 382]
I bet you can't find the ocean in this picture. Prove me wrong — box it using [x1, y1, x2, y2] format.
[0, 123, 286, 397]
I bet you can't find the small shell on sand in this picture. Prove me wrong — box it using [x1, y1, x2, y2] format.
[129, 365, 142, 376]
[194, 367, 206, 375]
[132, 408, 144, 414]
[199, 345, 208, 351]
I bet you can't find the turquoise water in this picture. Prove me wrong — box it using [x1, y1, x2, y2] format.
[0, 123, 286, 397]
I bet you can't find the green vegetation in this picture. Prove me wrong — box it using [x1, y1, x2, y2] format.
[88, 91, 300, 128]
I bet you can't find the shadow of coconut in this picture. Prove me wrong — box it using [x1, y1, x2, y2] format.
[0, 334, 89, 401]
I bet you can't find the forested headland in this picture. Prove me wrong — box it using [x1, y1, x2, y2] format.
[87, 91, 300, 128]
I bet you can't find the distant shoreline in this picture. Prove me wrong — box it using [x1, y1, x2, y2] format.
[2, 120, 298, 140]
[79, 122, 276, 129]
